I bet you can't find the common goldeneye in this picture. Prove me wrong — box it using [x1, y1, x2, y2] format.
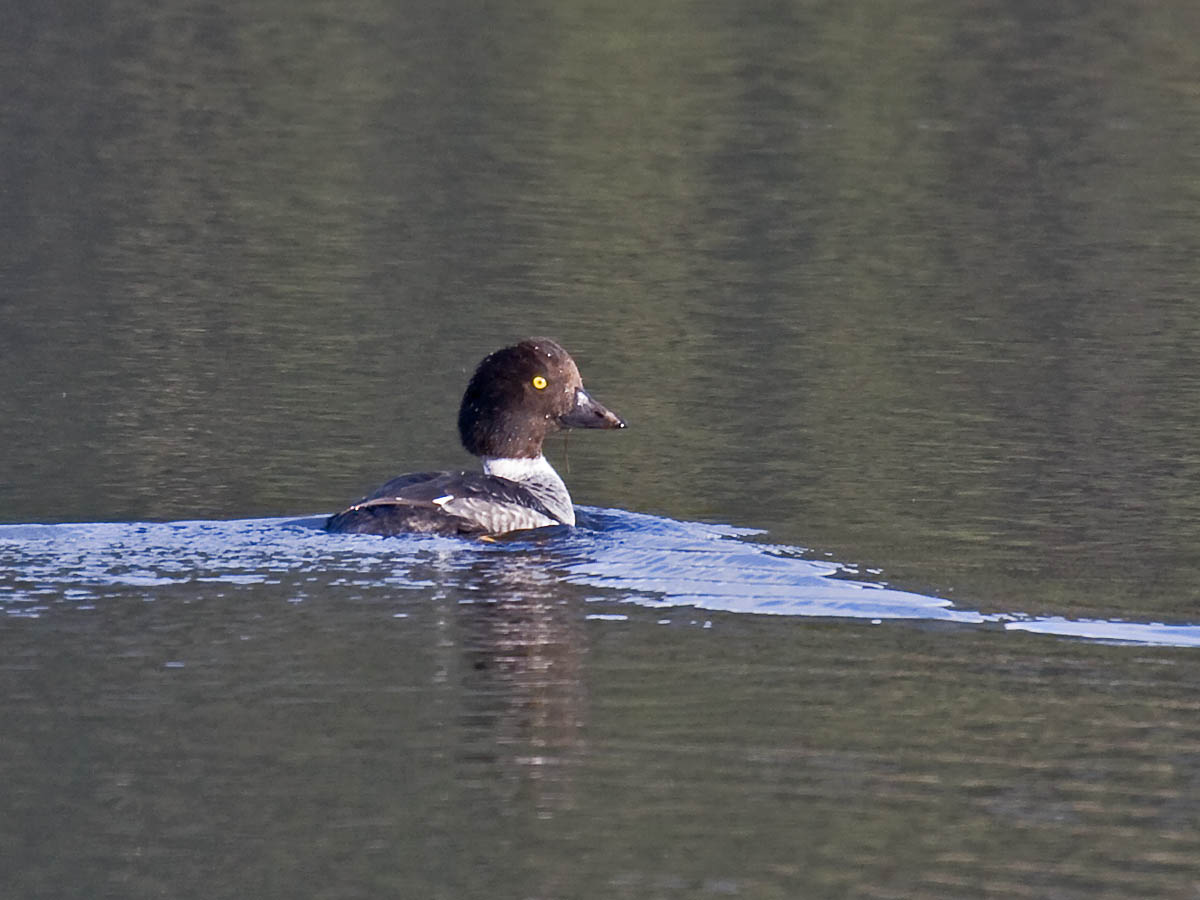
[326, 338, 625, 537]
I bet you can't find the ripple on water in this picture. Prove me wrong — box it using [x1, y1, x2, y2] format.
[0, 511, 1198, 646]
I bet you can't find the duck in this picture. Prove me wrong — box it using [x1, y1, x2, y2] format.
[326, 338, 625, 537]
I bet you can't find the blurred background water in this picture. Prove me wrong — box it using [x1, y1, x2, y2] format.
[3, 1, 1200, 897]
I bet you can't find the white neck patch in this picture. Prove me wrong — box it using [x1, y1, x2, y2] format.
[483, 455, 556, 482]
[483, 455, 575, 525]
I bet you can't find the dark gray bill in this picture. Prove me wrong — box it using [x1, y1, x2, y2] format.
[558, 387, 626, 429]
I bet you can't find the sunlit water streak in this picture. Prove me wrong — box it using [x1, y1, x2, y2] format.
[2, 509, 1198, 647]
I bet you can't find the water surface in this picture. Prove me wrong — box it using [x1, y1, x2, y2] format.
[4, 0, 1200, 897]
[4, 512, 1200, 899]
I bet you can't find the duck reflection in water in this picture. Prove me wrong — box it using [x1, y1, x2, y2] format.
[415, 548, 595, 819]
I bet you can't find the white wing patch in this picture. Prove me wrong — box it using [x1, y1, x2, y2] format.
[437, 496, 559, 533]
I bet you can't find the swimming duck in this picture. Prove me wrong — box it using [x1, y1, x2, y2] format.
[326, 338, 625, 537]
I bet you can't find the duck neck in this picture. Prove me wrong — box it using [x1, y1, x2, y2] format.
[482, 454, 575, 526]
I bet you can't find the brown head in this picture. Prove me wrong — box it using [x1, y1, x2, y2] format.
[457, 338, 625, 459]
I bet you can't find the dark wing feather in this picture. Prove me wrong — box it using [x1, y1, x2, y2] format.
[325, 498, 489, 536]
[361, 472, 456, 502]
[326, 471, 560, 537]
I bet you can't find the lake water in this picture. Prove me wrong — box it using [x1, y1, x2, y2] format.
[4, 1, 1200, 897]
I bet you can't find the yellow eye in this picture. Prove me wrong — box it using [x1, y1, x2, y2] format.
[531, 375, 547, 390]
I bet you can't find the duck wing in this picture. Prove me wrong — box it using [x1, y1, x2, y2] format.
[325, 472, 561, 537]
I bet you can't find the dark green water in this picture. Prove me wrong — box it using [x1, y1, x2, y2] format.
[3, 1, 1200, 897]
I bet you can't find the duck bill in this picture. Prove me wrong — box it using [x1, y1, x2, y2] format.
[558, 387, 626, 430]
